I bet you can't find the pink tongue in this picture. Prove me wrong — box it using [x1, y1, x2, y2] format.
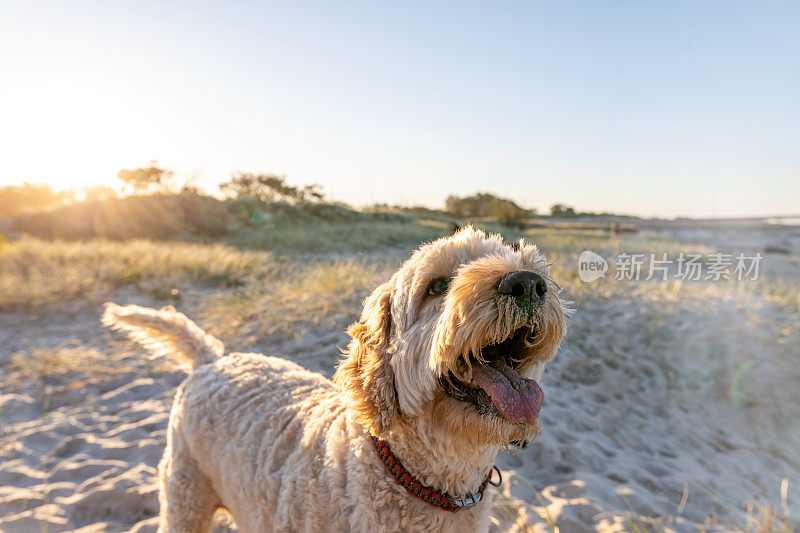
[471, 361, 543, 423]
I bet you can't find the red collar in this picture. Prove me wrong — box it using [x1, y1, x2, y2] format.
[370, 436, 501, 512]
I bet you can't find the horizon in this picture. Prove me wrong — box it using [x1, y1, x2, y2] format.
[7, 179, 800, 221]
[2, 1, 799, 218]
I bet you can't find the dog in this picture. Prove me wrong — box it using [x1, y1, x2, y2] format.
[102, 226, 569, 532]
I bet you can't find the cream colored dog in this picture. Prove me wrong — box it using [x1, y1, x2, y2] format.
[102, 227, 569, 532]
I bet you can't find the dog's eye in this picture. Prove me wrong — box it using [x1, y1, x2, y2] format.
[427, 277, 451, 296]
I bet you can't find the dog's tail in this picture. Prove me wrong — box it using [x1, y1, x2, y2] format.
[102, 303, 224, 370]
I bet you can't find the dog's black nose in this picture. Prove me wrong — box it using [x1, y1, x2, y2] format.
[497, 271, 547, 303]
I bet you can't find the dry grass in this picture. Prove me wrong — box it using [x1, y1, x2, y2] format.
[8, 341, 115, 382]
[746, 505, 797, 533]
[744, 479, 797, 533]
[199, 258, 394, 343]
[3, 340, 126, 386]
[0, 238, 277, 311]
[490, 492, 541, 532]
[490, 477, 560, 533]
[227, 219, 447, 252]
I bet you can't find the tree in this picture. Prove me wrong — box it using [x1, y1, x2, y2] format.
[117, 161, 175, 193]
[299, 184, 324, 203]
[444, 192, 534, 226]
[220, 173, 324, 204]
[492, 200, 529, 228]
[445, 193, 496, 218]
[550, 203, 577, 217]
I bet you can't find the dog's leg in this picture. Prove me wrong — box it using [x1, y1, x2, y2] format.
[157, 437, 221, 533]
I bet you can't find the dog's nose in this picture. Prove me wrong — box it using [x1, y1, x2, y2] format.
[497, 271, 547, 304]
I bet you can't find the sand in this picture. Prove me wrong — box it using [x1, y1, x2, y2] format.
[1, 223, 798, 532]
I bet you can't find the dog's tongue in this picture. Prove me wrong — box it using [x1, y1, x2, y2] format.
[471, 360, 543, 423]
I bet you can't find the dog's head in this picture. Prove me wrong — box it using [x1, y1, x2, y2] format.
[334, 226, 568, 446]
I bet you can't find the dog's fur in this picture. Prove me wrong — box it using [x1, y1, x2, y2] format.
[102, 227, 569, 532]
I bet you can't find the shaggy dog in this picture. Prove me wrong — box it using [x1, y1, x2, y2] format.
[102, 227, 569, 532]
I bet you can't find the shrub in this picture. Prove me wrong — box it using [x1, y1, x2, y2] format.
[444, 192, 534, 225]
[220, 173, 323, 204]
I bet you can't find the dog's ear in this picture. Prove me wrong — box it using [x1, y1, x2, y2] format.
[450, 222, 461, 235]
[334, 280, 398, 436]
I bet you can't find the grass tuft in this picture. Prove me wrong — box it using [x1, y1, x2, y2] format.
[9, 340, 119, 382]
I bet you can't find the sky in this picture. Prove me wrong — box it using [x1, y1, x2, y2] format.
[1, 1, 799, 218]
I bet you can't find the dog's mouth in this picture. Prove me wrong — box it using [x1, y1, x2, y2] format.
[439, 326, 543, 423]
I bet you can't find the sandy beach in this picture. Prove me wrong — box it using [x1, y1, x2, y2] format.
[1, 222, 798, 532]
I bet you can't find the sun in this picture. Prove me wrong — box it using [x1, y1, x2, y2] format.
[0, 71, 160, 191]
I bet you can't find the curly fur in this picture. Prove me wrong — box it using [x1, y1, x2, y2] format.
[102, 303, 224, 369]
[103, 226, 569, 532]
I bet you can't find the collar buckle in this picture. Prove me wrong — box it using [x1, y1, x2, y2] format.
[449, 491, 482, 512]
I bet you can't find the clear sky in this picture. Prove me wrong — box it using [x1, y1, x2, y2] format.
[1, 1, 799, 218]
